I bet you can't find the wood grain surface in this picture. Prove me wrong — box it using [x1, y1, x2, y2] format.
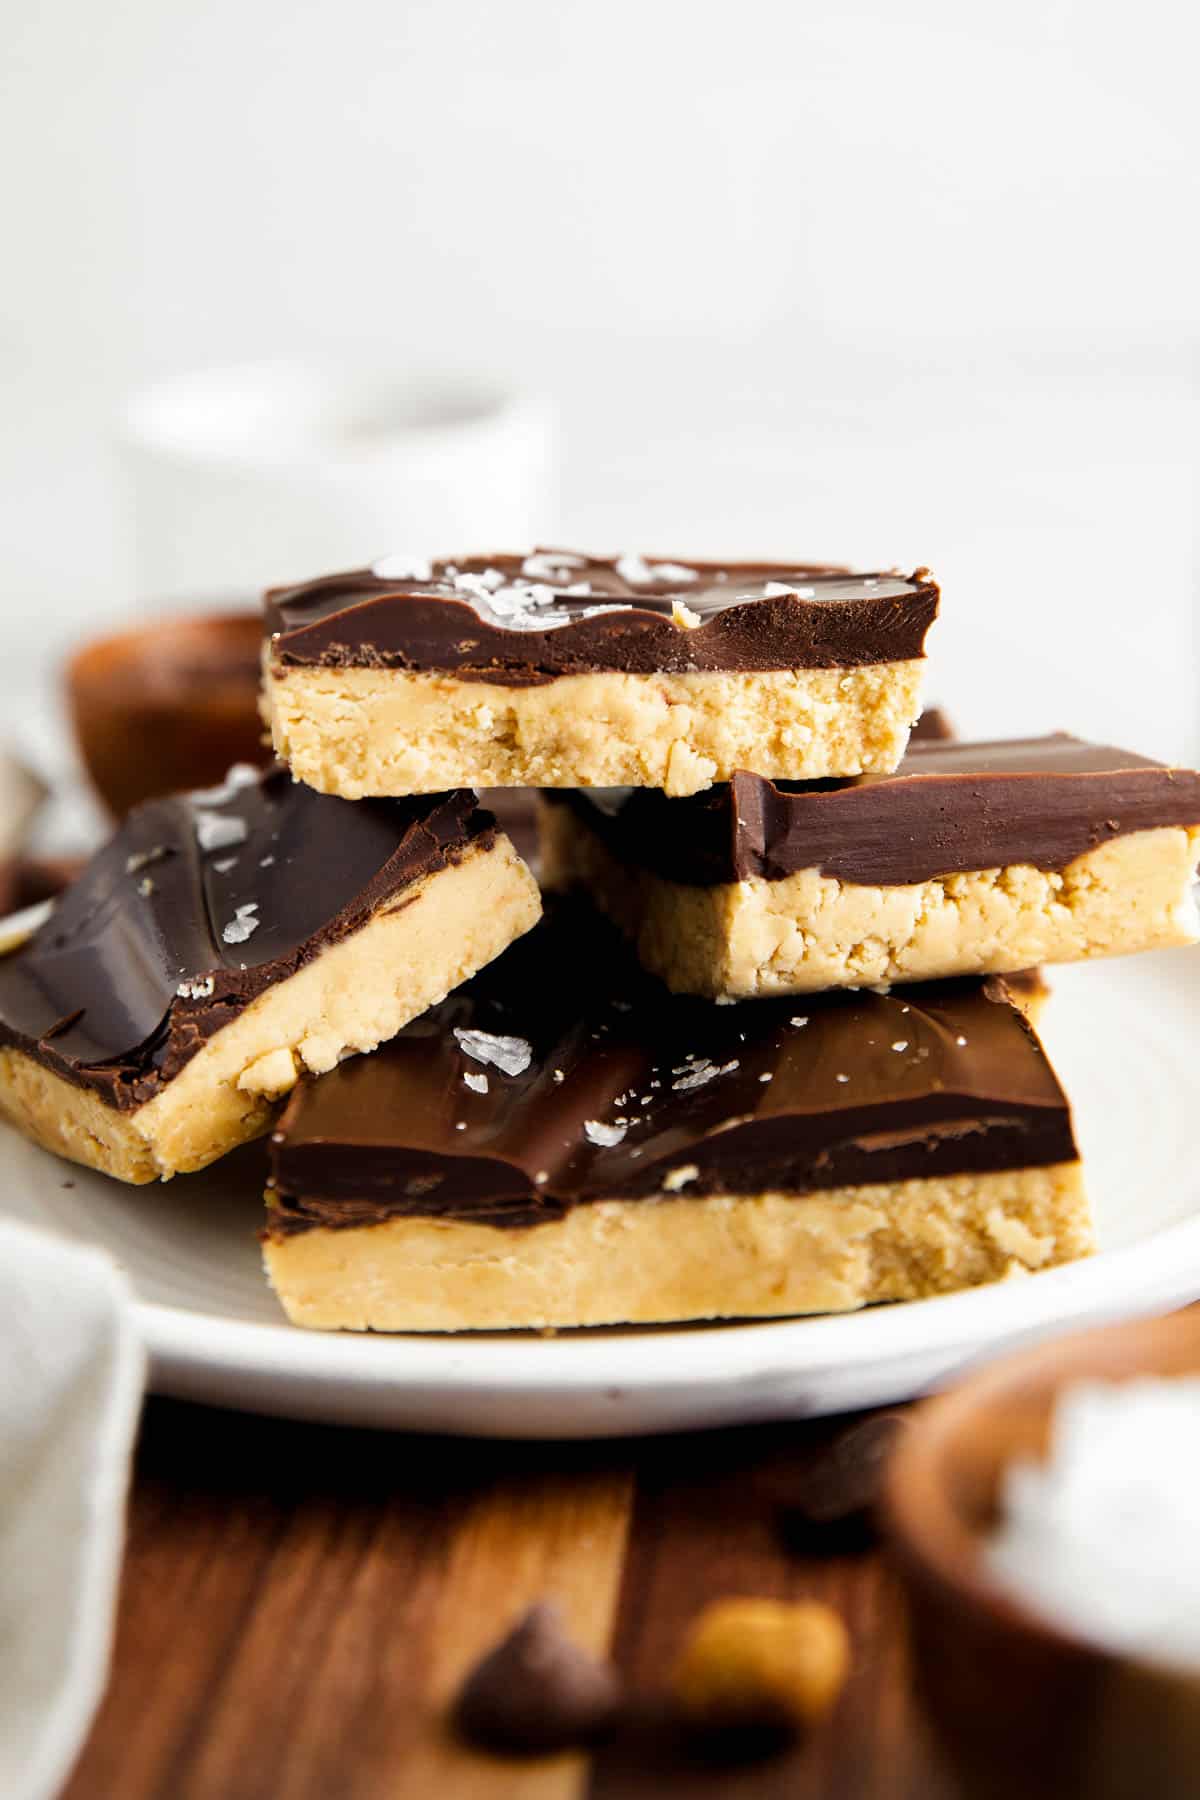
[63, 1397, 959, 1800]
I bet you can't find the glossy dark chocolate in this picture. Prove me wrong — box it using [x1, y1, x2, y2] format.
[545, 734, 1200, 887]
[264, 551, 938, 685]
[0, 767, 494, 1110]
[266, 909, 1077, 1235]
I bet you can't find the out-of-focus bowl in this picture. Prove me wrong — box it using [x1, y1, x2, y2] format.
[884, 1309, 1200, 1800]
[66, 610, 267, 817]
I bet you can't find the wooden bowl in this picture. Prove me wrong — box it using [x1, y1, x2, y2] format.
[66, 609, 269, 817]
[884, 1309, 1200, 1800]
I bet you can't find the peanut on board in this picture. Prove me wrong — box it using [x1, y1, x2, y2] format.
[671, 1598, 850, 1735]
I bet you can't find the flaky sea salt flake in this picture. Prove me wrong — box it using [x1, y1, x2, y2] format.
[176, 975, 215, 1001]
[763, 581, 816, 599]
[615, 552, 656, 585]
[672, 1059, 739, 1092]
[196, 811, 248, 854]
[221, 903, 260, 946]
[584, 1118, 627, 1148]
[453, 1027, 533, 1077]
[189, 764, 260, 807]
[521, 551, 585, 581]
[372, 553, 433, 581]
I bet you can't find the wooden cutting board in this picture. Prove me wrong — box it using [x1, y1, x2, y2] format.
[64, 1397, 958, 1800]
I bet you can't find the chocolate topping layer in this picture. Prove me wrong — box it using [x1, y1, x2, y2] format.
[264, 551, 938, 684]
[546, 734, 1200, 887]
[267, 908, 1077, 1234]
[0, 767, 493, 1110]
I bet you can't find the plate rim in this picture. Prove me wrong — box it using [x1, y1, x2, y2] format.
[136, 1209, 1200, 1394]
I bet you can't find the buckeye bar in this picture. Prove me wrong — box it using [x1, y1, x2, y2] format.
[263, 910, 1090, 1333]
[0, 767, 540, 1183]
[540, 734, 1200, 997]
[262, 551, 939, 798]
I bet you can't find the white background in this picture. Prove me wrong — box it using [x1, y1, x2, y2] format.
[1, 0, 1197, 771]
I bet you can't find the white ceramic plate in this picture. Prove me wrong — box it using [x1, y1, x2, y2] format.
[3, 949, 1198, 1437]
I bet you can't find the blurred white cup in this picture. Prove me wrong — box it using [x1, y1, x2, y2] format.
[121, 359, 556, 601]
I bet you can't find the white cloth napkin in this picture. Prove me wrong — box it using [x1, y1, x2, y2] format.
[0, 1219, 144, 1800]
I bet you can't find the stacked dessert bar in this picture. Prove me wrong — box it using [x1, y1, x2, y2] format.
[3, 550, 1200, 1334]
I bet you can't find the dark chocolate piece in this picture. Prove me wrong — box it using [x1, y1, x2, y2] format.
[264, 551, 938, 685]
[778, 1413, 908, 1553]
[266, 908, 1077, 1235]
[0, 767, 494, 1111]
[545, 734, 1200, 887]
[455, 1603, 622, 1753]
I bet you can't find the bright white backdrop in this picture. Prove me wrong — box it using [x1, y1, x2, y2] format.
[1, 0, 1197, 767]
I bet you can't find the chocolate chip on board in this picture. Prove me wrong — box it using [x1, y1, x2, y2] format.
[454, 1602, 622, 1754]
[779, 1412, 908, 1551]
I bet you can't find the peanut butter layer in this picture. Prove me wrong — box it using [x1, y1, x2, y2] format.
[265, 661, 929, 799]
[264, 1163, 1091, 1332]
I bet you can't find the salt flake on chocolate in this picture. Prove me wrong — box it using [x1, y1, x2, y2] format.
[196, 811, 248, 854]
[616, 552, 654, 584]
[617, 553, 698, 586]
[373, 553, 433, 581]
[453, 569, 506, 598]
[521, 551, 585, 581]
[176, 975, 215, 1000]
[453, 1028, 532, 1077]
[190, 765, 260, 807]
[763, 581, 817, 599]
[221, 903, 260, 945]
[584, 1119, 627, 1147]
[672, 1059, 739, 1091]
